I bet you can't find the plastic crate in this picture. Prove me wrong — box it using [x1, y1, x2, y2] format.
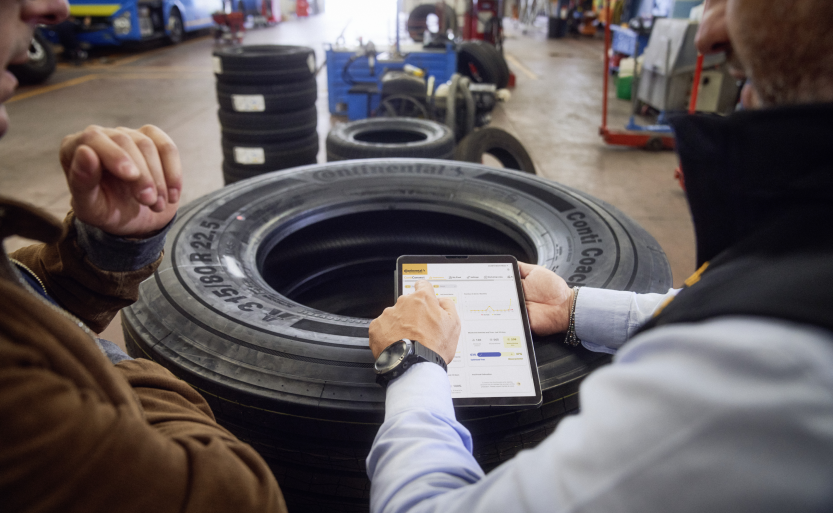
[611, 25, 649, 57]
[616, 75, 633, 100]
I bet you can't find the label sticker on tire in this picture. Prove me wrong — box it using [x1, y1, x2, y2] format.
[307, 54, 316, 74]
[212, 56, 223, 74]
[232, 94, 266, 112]
[234, 147, 266, 165]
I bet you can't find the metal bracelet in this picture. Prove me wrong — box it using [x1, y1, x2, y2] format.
[565, 286, 582, 346]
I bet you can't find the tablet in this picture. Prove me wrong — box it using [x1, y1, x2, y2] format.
[396, 255, 543, 408]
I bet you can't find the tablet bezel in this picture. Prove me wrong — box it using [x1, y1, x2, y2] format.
[396, 255, 543, 408]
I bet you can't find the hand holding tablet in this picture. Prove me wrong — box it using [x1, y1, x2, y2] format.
[370, 255, 543, 408]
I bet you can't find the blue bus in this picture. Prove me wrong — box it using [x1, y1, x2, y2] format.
[65, 0, 224, 46]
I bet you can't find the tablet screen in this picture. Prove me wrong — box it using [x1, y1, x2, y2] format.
[400, 260, 538, 402]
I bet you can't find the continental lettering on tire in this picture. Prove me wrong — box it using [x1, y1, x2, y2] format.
[312, 162, 464, 182]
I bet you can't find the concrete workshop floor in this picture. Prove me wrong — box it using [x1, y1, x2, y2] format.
[0, 3, 694, 349]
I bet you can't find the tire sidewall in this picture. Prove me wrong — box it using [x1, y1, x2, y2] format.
[455, 128, 536, 174]
[326, 119, 454, 161]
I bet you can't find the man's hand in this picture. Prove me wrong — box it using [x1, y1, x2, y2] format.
[518, 262, 574, 336]
[60, 125, 182, 238]
[369, 280, 461, 364]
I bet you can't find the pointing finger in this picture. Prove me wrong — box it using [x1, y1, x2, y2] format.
[414, 280, 436, 298]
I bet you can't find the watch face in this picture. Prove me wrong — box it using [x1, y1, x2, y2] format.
[375, 339, 412, 374]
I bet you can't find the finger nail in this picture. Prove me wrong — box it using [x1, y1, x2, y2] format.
[168, 187, 180, 203]
[138, 186, 157, 204]
[120, 162, 140, 178]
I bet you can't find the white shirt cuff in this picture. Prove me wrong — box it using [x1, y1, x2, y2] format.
[575, 287, 634, 353]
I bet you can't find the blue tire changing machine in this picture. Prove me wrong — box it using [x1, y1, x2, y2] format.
[325, 44, 457, 120]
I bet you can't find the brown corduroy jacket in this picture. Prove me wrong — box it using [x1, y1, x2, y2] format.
[0, 204, 286, 513]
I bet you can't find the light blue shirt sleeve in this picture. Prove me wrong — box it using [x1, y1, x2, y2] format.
[574, 287, 680, 354]
[368, 363, 483, 513]
[367, 319, 833, 513]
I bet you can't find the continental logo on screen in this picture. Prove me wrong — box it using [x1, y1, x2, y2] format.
[402, 264, 427, 275]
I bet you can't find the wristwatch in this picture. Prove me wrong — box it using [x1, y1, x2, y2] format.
[374, 339, 447, 387]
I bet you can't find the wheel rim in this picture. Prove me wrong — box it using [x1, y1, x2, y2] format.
[28, 38, 46, 63]
[168, 12, 183, 41]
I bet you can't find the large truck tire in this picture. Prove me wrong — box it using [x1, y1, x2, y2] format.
[326, 118, 454, 161]
[455, 127, 536, 174]
[216, 78, 318, 113]
[219, 107, 318, 143]
[9, 30, 56, 86]
[123, 159, 672, 512]
[457, 40, 510, 89]
[213, 45, 316, 85]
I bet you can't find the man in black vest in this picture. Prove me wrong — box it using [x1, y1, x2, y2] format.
[365, 0, 833, 511]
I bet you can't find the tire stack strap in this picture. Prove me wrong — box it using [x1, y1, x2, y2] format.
[213, 45, 319, 185]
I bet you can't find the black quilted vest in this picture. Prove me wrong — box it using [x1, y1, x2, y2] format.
[636, 104, 833, 335]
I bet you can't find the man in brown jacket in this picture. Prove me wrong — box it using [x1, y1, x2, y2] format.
[0, 0, 286, 511]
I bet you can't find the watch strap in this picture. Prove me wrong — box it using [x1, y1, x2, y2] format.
[412, 341, 447, 372]
[376, 339, 447, 387]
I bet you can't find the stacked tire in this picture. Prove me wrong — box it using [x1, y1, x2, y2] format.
[213, 45, 319, 185]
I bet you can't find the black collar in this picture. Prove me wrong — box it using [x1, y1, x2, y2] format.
[670, 104, 833, 266]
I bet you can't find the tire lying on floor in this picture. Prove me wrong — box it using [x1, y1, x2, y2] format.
[123, 160, 671, 512]
[326, 118, 455, 161]
[455, 127, 536, 174]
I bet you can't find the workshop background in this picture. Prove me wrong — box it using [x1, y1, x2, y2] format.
[1, 0, 698, 372]
[2, 1, 736, 510]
